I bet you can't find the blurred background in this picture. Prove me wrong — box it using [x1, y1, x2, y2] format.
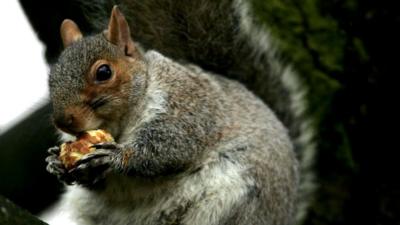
[0, 1, 48, 133]
[0, 0, 60, 219]
[0, 0, 399, 224]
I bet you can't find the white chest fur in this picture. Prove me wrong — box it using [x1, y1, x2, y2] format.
[45, 157, 250, 225]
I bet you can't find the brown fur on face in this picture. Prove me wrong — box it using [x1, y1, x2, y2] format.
[51, 6, 145, 137]
[54, 104, 102, 134]
[82, 58, 134, 99]
[53, 55, 144, 135]
[54, 56, 139, 134]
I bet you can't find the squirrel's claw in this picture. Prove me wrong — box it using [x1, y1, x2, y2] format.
[48, 146, 61, 155]
[46, 155, 65, 174]
[69, 148, 119, 186]
[92, 142, 120, 150]
[46, 143, 124, 186]
[69, 155, 112, 186]
[75, 149, 112, 165]
[45, 149, 74, 185]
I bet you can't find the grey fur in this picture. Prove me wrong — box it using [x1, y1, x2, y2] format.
[44, 1, 316, 224]
[76, 2, 317, 221]
[47, 47, 298, 225]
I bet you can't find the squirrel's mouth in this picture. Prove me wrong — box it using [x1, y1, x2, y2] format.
[54, 124, 82, 136]
[53, 113, 103, 136]
[53, 119, 88, 135]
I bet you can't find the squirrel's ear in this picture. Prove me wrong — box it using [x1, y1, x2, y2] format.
[106, 6, 137, 56]
[60, 19, 83, 48]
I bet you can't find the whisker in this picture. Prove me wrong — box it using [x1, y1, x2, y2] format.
[89, 96, 109, 109]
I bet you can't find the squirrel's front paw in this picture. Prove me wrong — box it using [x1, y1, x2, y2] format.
[46, 146, 74, 184]
[68, 143, 123, 186]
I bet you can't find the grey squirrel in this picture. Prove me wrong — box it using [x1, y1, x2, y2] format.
[43, 1, 316, 224]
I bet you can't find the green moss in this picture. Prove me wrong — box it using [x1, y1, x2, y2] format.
[353, 37, 369, 63]
[250, 0, 363, 224]
[251, 0, 344, 123]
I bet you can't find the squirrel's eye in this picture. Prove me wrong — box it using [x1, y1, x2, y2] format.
[95, 64, 112, 82]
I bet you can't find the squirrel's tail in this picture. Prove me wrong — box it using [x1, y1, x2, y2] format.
[77, 0, 316, 223]
[232, 2, 317, 222]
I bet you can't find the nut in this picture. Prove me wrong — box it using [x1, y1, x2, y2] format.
[59, 129, 114, 170]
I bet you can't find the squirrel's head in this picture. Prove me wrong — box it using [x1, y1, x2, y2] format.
[49, 6, 146, 136]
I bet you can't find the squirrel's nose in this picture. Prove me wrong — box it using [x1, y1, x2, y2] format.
[54, 114, 76, 134]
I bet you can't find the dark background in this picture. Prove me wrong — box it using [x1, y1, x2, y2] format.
[0, 0, 399, 224]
